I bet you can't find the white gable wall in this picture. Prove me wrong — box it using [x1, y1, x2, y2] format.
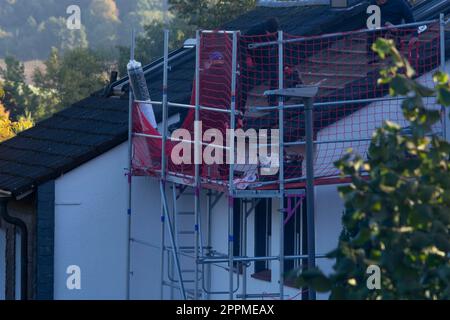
[54, 143, 129, 299]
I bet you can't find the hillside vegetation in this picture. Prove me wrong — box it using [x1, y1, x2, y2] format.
[0, 1, 256, 142]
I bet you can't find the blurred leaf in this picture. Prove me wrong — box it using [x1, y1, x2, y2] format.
[296, 268, 332, 293]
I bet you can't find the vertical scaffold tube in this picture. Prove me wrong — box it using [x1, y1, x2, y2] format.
[160, 181, 187, 300]
[159, 28, 170, 300]
[194, 30, 201, 300]
[305, 96, 316, 300]
[228, 31, 239, 301]
[278, 30, 285, 301]
[206, 190, 212, 300]
[126, 29, 135, 301]
[194, 184, 200, 299]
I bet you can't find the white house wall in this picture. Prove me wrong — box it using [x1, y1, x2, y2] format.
[127, 176, 162, 300]
[53, 142, 198, 300]
[54, 143, 129, 299]
[127, 176, 209, 300]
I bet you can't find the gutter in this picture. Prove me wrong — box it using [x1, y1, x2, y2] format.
[0, 197, 28, 300]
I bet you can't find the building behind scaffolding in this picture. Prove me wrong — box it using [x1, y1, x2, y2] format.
[0, 0, 450, 300]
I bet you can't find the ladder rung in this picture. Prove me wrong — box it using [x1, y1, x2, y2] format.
[166, 246, 195, 249]
[236, 293, 281, 299]
[166, 278, 197, 284]
[178, 211, 195, 216]
[186, 289, 203, 299]
[162, 281, 182, 290]
[178, 230, 195, 235]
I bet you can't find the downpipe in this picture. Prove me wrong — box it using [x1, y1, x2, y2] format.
[0, 198, 28, 300]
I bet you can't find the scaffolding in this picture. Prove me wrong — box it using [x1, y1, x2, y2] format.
[126, 15, 449, 300]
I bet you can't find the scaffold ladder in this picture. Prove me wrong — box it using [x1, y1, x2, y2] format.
[163, 183, 206, 300]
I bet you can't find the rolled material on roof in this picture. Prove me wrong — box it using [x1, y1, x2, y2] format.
[127, 60, 157, 129]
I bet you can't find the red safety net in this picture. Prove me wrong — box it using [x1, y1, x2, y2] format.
[132, 32, 235, 185]
[132, 23, 442, 190]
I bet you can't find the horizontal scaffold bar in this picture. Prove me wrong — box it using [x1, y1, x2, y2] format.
[251, 95, 418, 111]
[134, 100, 243, 115]
[249, 19, 439, 49]
[133, 133, 231, 150]
[198, 254, 327, 264]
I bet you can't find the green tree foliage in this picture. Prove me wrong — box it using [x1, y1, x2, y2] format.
[0, 0, 170, 60]
[0, 0, 257, 61]
[34, 47, 111, 110]
[0, 93, 33, 142]
[0, 0, 90, 59]
[116, 0, 166, 46]
[86, 0, 120, 49]
[39, 17, 89, 54]
[297, 39, 450, 299]
[170, 0, 256, 29]
[0, 0, 259, 121]
[0, 56, 39, 120]
[0, 47, 111, 124]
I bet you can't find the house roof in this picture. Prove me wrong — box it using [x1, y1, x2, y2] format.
[1, 1, 450, 197]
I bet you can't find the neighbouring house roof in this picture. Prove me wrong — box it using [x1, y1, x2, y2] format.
[0, 1, 449, 197]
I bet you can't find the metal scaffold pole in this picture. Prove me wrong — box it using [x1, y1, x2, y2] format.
[227, 31, 239, 301]
[194, 170, 201, 300]
[160, 182, 187, 300]
[205, 190, 212, 300]
[228, 196, 234, 301]
[159, 195, 165, 300]
[305, 96, 316, 300]
[126, 29, 135, 301]
[159, 0, 169, 300]
[277, 30, 285, 301]
[171, 184, 178, 300]
[242, 200, 247, 300]
[161, 33, 169, 179]
[160, 25, 187, 300]
[159, 29, 168, 300]
[194, 29, 202, 301]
